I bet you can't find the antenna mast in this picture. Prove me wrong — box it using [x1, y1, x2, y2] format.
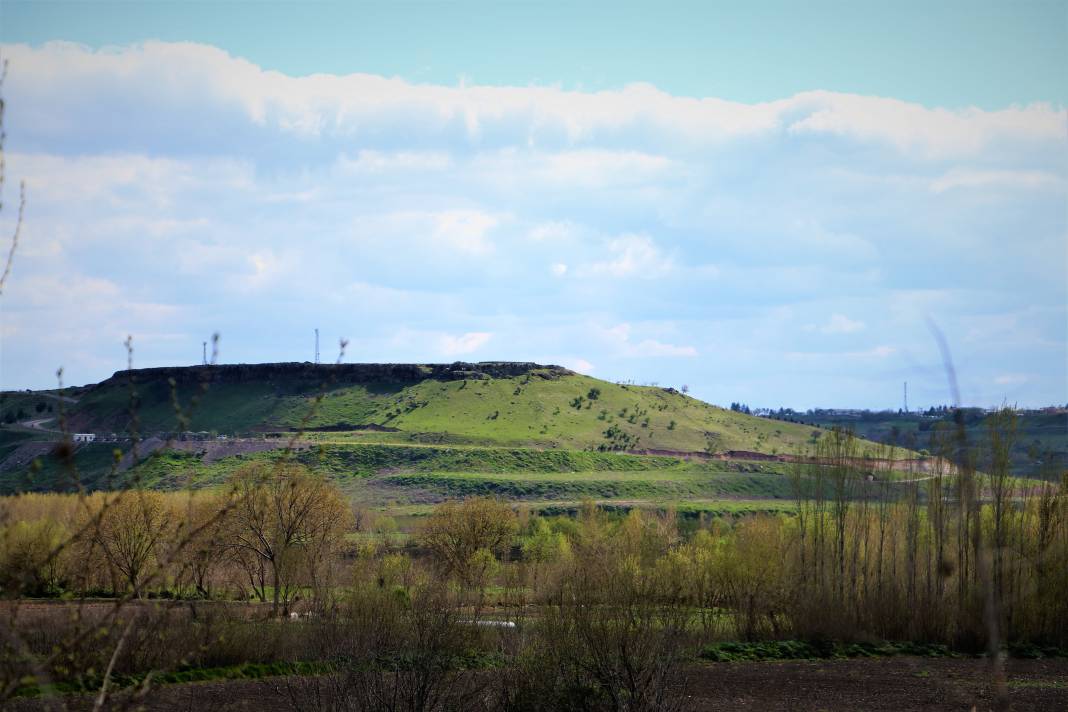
[202, 341, 207, 366]
[315, 328, 320, 364]
[903, 381, 908, 413]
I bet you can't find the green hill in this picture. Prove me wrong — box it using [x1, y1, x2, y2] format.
[111, 443, 799, 504]
[29, 361, 825, 454]
[0, 362, 894, 505]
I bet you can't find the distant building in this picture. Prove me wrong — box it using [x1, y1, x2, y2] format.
[72, 433, 96, 443]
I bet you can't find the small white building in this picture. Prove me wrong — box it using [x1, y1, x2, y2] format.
[72, 433, 96, 443]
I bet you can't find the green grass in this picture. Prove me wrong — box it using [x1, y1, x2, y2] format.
[700, 639, 1068, 662]
[14, 646, 506, 698]
[377, 469, 796, 501]
[0, 439, 801, 512]
[298, 443, 683, 476]
[0, 436, 885, 512]
[368, 373, 822, 453]
[127, 450, 254, 490]
[0, 442, 123, 493]
[108, 442, 799, 501]
[72, 379, 293, 434]
[0, 391, 61, 424]
[1007, 680, 1068, 689]
[13, 660, 334, 698]
[49, 364, 838, 455]
[1, 364, 904, 506]
[525, 499, 800, 520]
[699, 640, 959, 662]
[0, 427, 47, 461]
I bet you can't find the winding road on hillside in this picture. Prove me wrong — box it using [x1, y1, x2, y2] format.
[22, 418, 57, 432]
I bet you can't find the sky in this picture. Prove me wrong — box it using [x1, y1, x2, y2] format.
[0, 1, 1065, 409]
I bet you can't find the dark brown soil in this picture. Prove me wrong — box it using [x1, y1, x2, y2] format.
[8, 657, 1067, 711]
[683, 657, 1068, 711]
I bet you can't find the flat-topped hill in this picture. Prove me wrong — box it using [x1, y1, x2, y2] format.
[91, 361, 570, 389]
[0, 361, 887, 494]
[22, 361, 821, 453]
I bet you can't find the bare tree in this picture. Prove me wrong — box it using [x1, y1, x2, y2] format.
[420, 497, 517, 588]
[87, 490, 171, 598]
[227, 461, 350, 616]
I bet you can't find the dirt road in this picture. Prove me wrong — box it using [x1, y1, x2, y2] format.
[21, 418, 56, 431]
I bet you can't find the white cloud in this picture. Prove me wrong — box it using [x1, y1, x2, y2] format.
[528, 221, 573, 242]
[783, 91, 1065, 159]
[349, 209, 503, 258]
[438, 331, 492, 356]
[562, 358, 595, 374]
[790, 220, 880, 263]
[3, 42, 1063, 161]
[601, 323, 697, 358]
[237, 250, 287, 291]
[0, 40, 1063, 405]
[820, 314, 866, 334]
[587, 234, 673, 278]
[865, 345, 896, 358]
[885, 289, 959, 324]
[16, 152, 251, 203]
[537, 150, 673, 188]
[786, 344, 896, 361]
[930, 169, 1065, 194]
[0, 269, 188, 388]
[631, 340, 698, 357]
[432, 210, 500, 255]
[16, 237, 63, 259]
[335, 150, 452, 174]
[994, 373, 1030, 386]
[8, 273, 121, 308]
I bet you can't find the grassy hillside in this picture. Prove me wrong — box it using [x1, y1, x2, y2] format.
[0, 428, 44, 459]
[114, 443, 800, 506]
[0, 433, 801, 502]
[27, 362, 828, 455]
[353, 373, 820, 453]
[0, 363, 905, 505]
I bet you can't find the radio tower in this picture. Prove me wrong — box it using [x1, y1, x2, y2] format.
[202, 341, 207, 365]
[903, 381, 909, 413]
[315, 329, 320, 364]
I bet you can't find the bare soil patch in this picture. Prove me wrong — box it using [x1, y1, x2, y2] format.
[168, 439, 300, 463]
[0, 441, 55, 471]
[685, 657, 1068, 711]
[9, 657, 1066, 711]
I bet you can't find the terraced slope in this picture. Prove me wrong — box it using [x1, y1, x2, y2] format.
[1, 362, 901, 499]
[114, 443, 802, 517]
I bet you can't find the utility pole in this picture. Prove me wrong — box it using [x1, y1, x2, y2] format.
[315, 328, 320, 365]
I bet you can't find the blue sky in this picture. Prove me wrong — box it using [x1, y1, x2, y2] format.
[3, 1, 1066, 108]
[0, 1, 1065, 409]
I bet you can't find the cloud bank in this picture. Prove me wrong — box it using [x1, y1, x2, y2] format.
[0, 41, 1064, 408]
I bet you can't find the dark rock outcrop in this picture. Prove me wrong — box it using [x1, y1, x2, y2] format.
[92, 361, 572, 390]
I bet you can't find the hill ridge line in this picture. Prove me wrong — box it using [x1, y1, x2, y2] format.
[93, 361, 573, 388]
